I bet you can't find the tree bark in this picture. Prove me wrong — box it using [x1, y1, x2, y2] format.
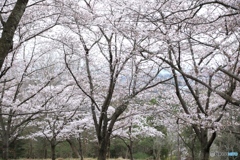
[44, 139, 48, 159]
[128, 125, 133, 160]
[66, 139, 81, 159]
[200, 142, 210, 160]
[78, 134, 84, 160]
[129, 141, 133, 160]
[51, 144, 56, 160]
[0, 0, 29, 70]
[1, 122, 11, 160]
[98, 138, 109, 160]
[96, 103, 128, 160]
[2, 138, 9, 160]
[0, 1, 28, 158]
[197, 129, 216, 160]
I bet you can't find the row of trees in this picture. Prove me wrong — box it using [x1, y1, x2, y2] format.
[0, 0, 239, 160]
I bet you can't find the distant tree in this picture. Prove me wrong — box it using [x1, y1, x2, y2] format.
[112, 104, 163, 160]
[0, 43, 62, 160]
[31, 83, 91, 160]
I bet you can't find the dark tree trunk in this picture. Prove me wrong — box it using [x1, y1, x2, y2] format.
[0, 0, 29, 70]
[197, 129, 216, 160]
[44, 139, 48, 159]
[98, 150, 107, 160]
[66, 139, 81, 159]
[200, 132, 210, 160]
[96, 103, 128, 160]
[98, 139, 108, 160]
[1, 131, 11, 160]
[0, 1, 29, 157]
[128, 125, 133, 160]
[2, 140, 9, 160]
[28, 139, 34, 158]
[78, 134, 84, 160]
[129, 140, 133, 160]
[107, 140, 110, 159]
[51, 144, 56, 160]
[126, 143, 134, 160]
[200, 149, 209, 160]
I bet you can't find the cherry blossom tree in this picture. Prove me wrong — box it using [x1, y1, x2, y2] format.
[53, 1, 172, 160]
[0, 13, 63, 160]
[0, 1, 63, 159]
[31, 82, 91, 160]
[129, 1, 240, 160]
[1, 1, 239, 160]
[0, 43, 64, 160]
[111, 104, 164, 160]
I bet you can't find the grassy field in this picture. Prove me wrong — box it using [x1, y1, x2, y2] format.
[18, 158, 128, 160]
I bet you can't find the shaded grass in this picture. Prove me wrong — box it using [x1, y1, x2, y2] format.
[17, 158, 128, 160]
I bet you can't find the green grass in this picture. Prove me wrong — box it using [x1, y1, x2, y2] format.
[17, 158, 128, 160]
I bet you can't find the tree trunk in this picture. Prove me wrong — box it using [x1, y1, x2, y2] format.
[51, 144, 56, 160]
[198, 129, 216, 160]
[1, 132, 10, 160]
[98, 149, 107, 160]
[107, 140, 110, 159]
[44, 139, 48, 159]
[0, 0, 29, 70]
[128, 125, 133, 160]
[95, 102, 128, 160]
[78, 134, 84, 160]
[66, 139, 81, 159]
[98, 139, 108, 160]
[199, 130, 209, 160]
[2, 140, 9, 160]
[128, 143, 134, 160]
[29, 139, 33, 158]
[200, 148, 209, 160]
